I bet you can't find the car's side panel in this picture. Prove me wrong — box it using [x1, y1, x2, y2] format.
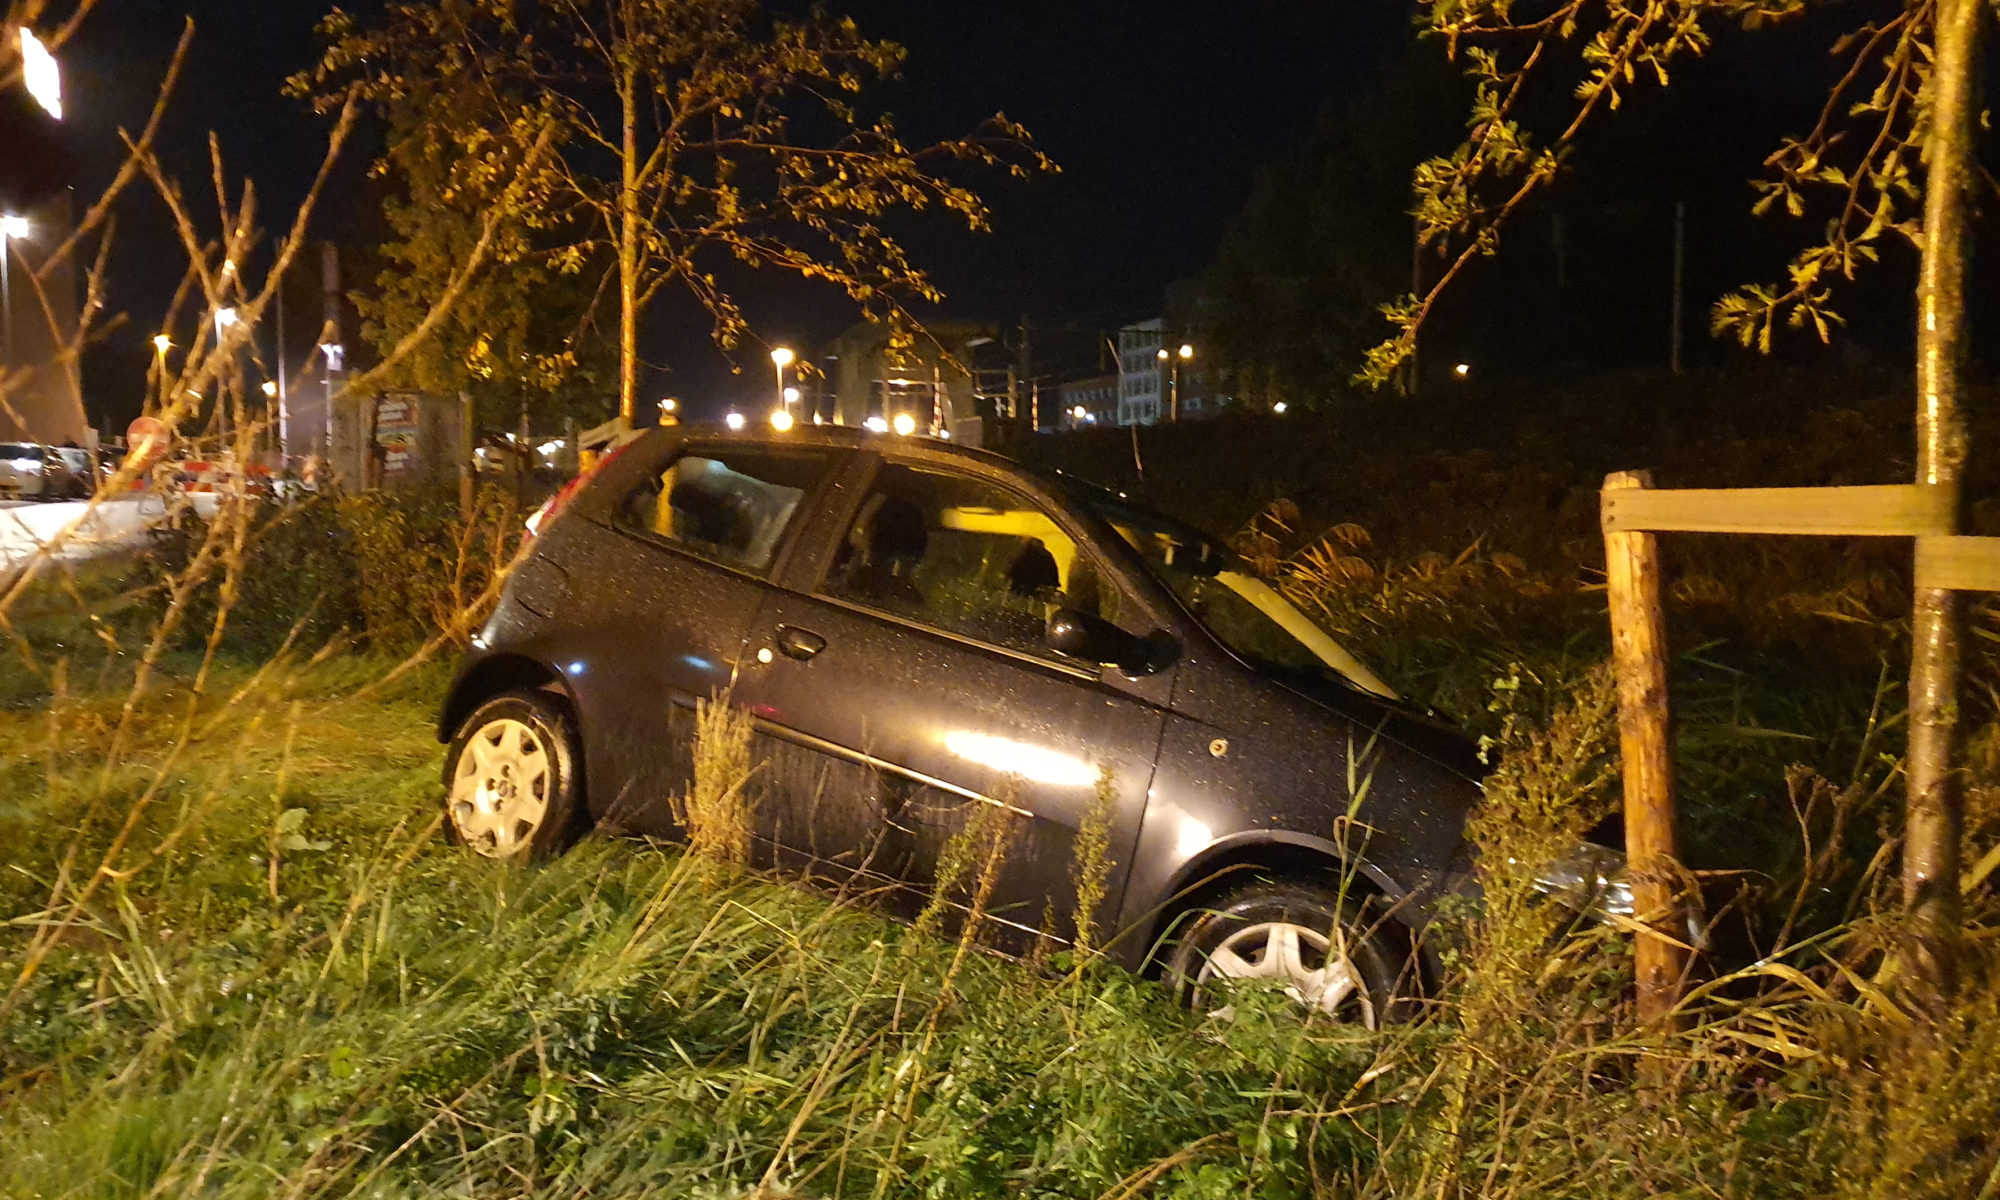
[502, 438, 855, 835]
[738, 590, 1170, 951]
[1110, 649, 1480, 968]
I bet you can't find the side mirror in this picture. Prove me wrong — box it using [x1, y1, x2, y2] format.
[1046, 608, 1173, 675]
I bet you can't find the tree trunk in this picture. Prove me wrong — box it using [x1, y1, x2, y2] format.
[1904, 0, 1983, 997]
[616, 1, 640, 425]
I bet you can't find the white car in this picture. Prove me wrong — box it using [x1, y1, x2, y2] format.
[0, 442, 49, 499]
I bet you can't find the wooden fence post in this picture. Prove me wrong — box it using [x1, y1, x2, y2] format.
[1602, 470, 1688, 1029]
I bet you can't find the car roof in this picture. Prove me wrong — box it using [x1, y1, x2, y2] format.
[655, 422, 1070, 483]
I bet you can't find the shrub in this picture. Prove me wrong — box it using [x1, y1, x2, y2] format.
[146, 483, 520, 657]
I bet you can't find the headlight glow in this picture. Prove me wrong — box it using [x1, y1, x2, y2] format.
[1534, 841, 1635, 921]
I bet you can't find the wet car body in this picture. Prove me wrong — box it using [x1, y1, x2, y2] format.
[441, 424, 1485, 975]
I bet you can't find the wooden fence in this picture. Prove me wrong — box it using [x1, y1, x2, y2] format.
[1599, 474, 2000, 1026]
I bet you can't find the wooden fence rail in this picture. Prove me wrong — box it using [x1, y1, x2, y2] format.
[1599, 475, 2000, 1028]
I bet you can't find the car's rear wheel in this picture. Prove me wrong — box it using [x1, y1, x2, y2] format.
[1163, 880, 1410, 1026]
[442, 691, 585, 860]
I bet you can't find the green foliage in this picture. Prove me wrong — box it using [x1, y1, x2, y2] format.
[299, 0, 1055, 420]
[1357, 1, 1942, 385]
[145, 495, 361, 658]
[147, 485, 520, 657]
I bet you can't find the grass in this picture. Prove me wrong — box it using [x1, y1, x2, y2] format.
[0, 652, 1397, 1198]
[3, 641, 1996, 1198]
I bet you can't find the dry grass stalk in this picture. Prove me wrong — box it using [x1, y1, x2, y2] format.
[683, 690, 756, 867]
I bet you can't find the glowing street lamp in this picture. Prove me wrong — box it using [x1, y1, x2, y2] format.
[1158, 341, 1195, 421]
[214, 307, 239, 337]
[725, 411, 747, 431]
[891, 412, 917, 437]
[19, 28, 62, 120]
[769, 409, 795, 432]
[770, 345, 795, 416]
[261, 380, 279, 398]
[152, 334, 173, 355]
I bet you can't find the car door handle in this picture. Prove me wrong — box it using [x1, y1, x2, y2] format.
[775, 625, 827, 661]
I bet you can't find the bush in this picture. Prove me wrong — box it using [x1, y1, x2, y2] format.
[146, 483, 521, 658]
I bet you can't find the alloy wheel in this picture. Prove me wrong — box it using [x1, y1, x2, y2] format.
[1194, 919, 1378, 1027]
[448, 716, 552, 857]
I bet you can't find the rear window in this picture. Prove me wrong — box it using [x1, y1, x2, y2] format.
[615, 446, 832, 573]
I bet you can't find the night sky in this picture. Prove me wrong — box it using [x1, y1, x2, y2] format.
[59, 0, 1416, 422]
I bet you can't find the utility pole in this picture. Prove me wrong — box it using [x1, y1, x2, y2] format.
[1670, 201, 1686, 376]
[276, 280, 290, 464]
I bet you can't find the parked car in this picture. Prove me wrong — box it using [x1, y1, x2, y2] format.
[0, 442, 47, 499]
[47, 445, 95, 499]
[438, 425, 1630, 1022]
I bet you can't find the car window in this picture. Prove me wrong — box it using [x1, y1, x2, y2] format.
[824, 463, 1122, 661]
[616, 447, 831, 573]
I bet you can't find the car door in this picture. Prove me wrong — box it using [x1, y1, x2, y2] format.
[552, 438, 849, 835]
[735, 453, 1175, 952]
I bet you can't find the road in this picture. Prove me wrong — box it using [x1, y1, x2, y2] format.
[0, 493, 222, 569]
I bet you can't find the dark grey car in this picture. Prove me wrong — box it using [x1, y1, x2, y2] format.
[438, 424, 1623, 1022]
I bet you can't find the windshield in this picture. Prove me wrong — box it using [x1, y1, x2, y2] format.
[1079, 493, 1397, 700]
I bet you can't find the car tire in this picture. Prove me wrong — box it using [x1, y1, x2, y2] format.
[441, 690, 587, 861]
[1162, 878, 1412, 1027]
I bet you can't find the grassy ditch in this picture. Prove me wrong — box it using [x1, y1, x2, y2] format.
[1, 645, 1997, 1198]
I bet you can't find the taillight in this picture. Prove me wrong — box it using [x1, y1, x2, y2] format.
[524, 438, 638, 539]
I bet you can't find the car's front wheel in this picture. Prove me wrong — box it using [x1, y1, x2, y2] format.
[1163, 880, 1410, 1026]
[442, 691, 585, 860]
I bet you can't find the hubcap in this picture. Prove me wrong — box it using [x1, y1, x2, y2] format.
[1195, 920, 1376, 1026]
[449, 717, 552, 858]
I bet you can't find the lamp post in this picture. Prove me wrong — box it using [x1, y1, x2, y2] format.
[0, 215, 28, 369]
[1156, 342, 1194, 422]
[151, 334, 172, 415]
[770, 346, 795, 417]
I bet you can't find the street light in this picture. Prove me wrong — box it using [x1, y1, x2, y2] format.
[725, 411, 747, 431]
[1158, 342, 1195, 421]
[19, 28, 62, 120]
[261, 380, 278, 398]
[770, 345, 795, 416]
[215, 307, 239, 337]
[769, 409, 795, 432]
[0, 216, 27, 368]
[891, 412, 917, 437]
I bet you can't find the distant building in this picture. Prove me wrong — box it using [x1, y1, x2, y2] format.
[1117, 319, 1165, 425]
[0, 77, 86, 445]
[824, 321, 1011, 440]
[1057, 374, 1116, 428]
[1110, 299, 1228, 426]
